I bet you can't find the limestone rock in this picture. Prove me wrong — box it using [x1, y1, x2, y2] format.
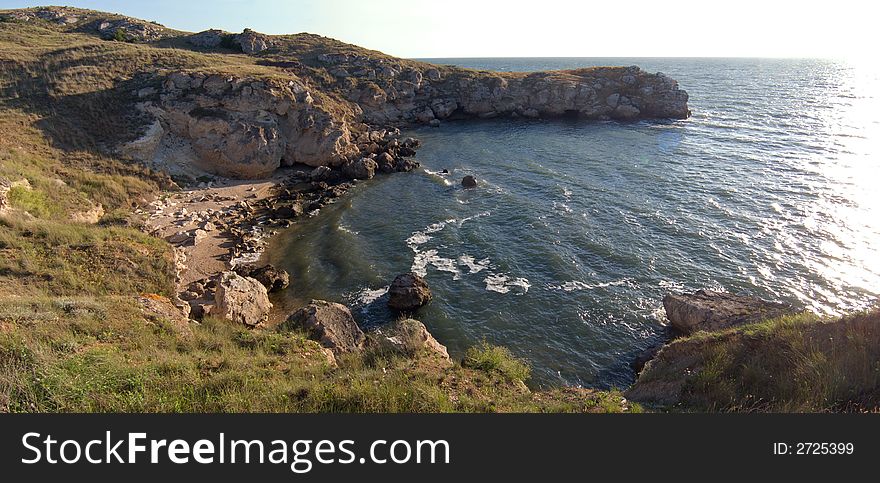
[388, 272, 432, 312]
[236, 28, 273, 54]
[188, 29, 226, 48]
[96, 17, 166, 42]
[213, 271, 272, 327]
[136, 294, 192, 337]
[280, 300, 365, 355]
[342, 157, 377, 180]
[663, 290, 795, 335]
[236, 264, 290, 292]
[368, 318, 451, 364]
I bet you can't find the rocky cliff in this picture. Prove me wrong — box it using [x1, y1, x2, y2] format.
[2, 6, 690, 180]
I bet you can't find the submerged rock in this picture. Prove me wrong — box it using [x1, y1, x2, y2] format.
[663, 290, 795, 335]
[387, 272, 432, 312]
[281, 300, 365, 355]
[213, 271, 272, 327]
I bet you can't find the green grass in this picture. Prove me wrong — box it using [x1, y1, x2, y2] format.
[463, 341, 531, 383]
[631, 310, 880, 412]
[0, 297, 636, 413]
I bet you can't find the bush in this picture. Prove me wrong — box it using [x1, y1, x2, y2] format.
[219, 34, 241, 51]
[113, 29, 127, 42]
[463, 341, 531, 383]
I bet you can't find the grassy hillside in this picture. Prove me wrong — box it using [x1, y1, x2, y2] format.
[628, 310, 880, 412]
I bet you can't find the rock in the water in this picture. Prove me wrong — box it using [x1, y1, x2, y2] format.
[213, 271, 272, 327]
[280, 300, 365, 355]
[368, 318, 451, 364]
[342, 157, 378, 180]
[236, 264, 290, 292]
[387, 272, 432, 311]
[663, 290, 794, 335]
[461, 175, 477, 188]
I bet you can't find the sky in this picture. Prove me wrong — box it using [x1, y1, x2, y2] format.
[0, 0, 875, 59]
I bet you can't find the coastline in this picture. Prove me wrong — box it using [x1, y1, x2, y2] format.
[2, 6, 878, 413]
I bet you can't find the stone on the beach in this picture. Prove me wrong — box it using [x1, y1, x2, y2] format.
[236, 264, 290, 292]
[281, 300, 365, 355]
[387, 272, 432, 312]
[663, 290, 795, 335]
[213, 271, 272, 327]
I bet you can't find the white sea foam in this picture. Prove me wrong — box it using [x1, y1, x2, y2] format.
[354, 286, 389, 305]
[458, 255, 490, 274]
[485, 273, 531, 294]
[548, 278, 632, 292]
[411, 249, 459, 278]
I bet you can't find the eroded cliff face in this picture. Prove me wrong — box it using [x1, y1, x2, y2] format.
[133, 72, 360, 178]
[133, 63, 689, 179]
[2, 6, 690, 180]
[330, 58, 690, 125]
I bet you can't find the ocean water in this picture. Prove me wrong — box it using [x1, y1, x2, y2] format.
[268, 58, 880, 388]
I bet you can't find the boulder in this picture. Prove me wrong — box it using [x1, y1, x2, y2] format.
[342, 157, 378, 180]
[188, 29, 226, 48]
[236, 264, 290, 292]
[213, 271, 272, 327]
[395, 158, 419, 172]
[280, 300, 365, 355]
[663, 290, 795, 335]
[136, 294, 192, 337]
[309, 166, 333, 182]
[387, 272, 432, 312]
[368, 318, 451, 364]
[236, 28, 273, 54]
[461, 175, 477, 188]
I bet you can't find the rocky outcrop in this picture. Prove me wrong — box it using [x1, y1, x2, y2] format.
[0, 6, 81, 24]
[368, 318, 451, 364]
[0, 178, 10, 214]
[235, 28, 274, 54]
[235, 264, 290, 292]
[663, 290, 795, 335]
[213, 271, 272, 326]
[333, 60, 690, 125]
[280, 300, 365, 355]
[187, 29, 226, 48]
[136, 293, 192, 338]
[132, 72, 360, 178]
[388, 272, 432, 312]
[96, 17, 167, 42]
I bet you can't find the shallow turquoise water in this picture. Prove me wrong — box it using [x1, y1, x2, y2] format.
[269, 58, 880, 388]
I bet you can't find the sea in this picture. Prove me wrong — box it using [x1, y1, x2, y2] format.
[267, 58, 880, 388]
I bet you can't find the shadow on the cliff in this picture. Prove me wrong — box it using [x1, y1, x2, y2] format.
[1, 71, 155, 154]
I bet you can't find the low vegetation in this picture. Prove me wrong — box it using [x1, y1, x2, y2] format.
[630, 310, 880, 412]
